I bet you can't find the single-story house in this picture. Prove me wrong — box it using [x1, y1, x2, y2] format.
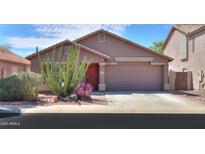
[163, 24, 205, 90]
[26, 29, 173, 91]
[0, 49, 31, 78]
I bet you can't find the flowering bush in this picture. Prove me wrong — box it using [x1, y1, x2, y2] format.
[75, 83, 93, 100]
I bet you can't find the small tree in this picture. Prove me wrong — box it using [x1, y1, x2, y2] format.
[149, 41, 164, 54]
[38, 45, 90, 98]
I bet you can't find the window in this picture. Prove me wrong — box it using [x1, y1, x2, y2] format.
[97, 32, 106, 42]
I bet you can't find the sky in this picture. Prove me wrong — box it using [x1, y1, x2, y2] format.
[0, 24, 172, 57]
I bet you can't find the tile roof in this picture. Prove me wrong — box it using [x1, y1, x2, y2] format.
[174, 24, 205, 34]
[26, 29, 173, 61]
[75, 29, 173, 61]
[163, 24, 205, 50]
[0, 50, 30, 65]
[26, 40, 110, 60]
[76, 43, 110, 59]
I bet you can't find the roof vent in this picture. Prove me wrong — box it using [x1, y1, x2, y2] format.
[97, 32, 106, 43]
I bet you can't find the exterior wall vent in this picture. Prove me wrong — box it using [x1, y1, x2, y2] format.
[97, 33, 106, 43]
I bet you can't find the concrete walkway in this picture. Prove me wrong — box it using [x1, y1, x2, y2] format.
[1, 91, 205, 113]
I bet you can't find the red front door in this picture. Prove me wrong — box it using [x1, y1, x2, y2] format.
[86, 63, 99, 90]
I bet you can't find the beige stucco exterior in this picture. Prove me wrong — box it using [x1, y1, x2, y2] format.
[164, 29, 205, 90]
[0, 60, 29, 78]
[77, 31, 170, 91]
[29, 44, 105, 74]
[0, 50, 31, 78]
[27, 29, 172, 91]
[164, 30, 190, 71]
[78, 32, 169, 64]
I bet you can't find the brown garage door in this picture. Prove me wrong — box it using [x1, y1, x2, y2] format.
[105, 62, 163, 91]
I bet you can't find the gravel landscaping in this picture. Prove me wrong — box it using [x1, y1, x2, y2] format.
[0, 92, 107, 106]
[2, 91, 205, 113]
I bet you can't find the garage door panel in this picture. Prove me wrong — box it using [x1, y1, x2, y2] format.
[105, 62, 163, 91]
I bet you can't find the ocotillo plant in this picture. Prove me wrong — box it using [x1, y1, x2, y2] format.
[37, 44, 90, 97]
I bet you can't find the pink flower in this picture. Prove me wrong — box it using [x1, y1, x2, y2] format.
[77, 87, 84, 96]
[75, 82, 93, 97]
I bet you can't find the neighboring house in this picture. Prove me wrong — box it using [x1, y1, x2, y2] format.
[163, 24, 205, 90]
[26, 29, 173, 91]
[0, 50, 30, 78]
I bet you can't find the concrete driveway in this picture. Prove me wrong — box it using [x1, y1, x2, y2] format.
[105, 91, 205, 113]
[1, 91, 205, 113]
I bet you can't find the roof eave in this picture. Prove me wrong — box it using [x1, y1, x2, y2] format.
[26, 39, 110, 60]
[26, 40, 69, 59]
[188, 25, 205, 36]
[162, 27, 175, 50]
[0, 58, 31, 65]
[163, 25, 205, 51]
[162, 26, 189, 50]
[98, 29, 173, 61]
[27, 28, 173, 62]
[75, 42, 110, 59]
[74, 29, 102, 42]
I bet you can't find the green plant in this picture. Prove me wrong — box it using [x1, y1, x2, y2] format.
[149, 41, 164, 54]
[38, 45, 90, 98]
[0, 72, 42, 101]
[20, 72, 42, 101]
[0, 44, 11, 52]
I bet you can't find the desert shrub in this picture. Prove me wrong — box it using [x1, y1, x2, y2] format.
[0, 72, 42, 101]
[75, 83, 93, 100]
[39, 45, 90, 98]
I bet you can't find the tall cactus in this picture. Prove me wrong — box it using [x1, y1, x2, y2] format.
[37, 44, 90, 97]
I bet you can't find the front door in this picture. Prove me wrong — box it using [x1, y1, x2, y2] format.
[86, 63, 99, 90]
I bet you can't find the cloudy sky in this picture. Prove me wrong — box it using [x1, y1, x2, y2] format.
[0, 24, 172, 57]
